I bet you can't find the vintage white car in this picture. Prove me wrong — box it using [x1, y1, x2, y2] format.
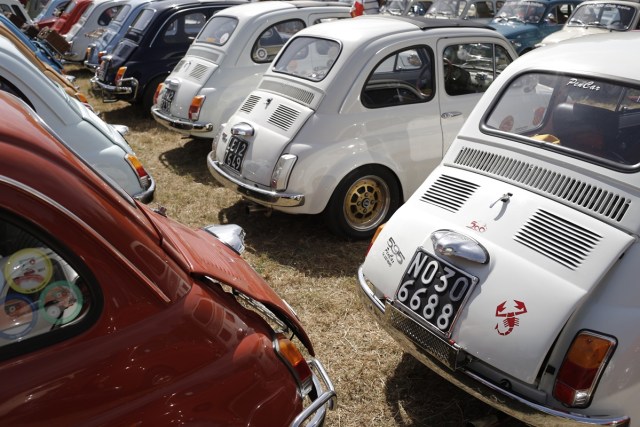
[536, 0, 640, 47]
[0, 35, 155, 202]
[207, 16, 517, 239]
[358, 32, 640, 425]
[151, 0, 351, 139]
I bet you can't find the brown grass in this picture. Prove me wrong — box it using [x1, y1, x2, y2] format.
[69, 66, 527, 427]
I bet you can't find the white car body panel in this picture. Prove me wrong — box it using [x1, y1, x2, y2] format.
[151, 0, 352, 138]
[358, 32, 640, 426]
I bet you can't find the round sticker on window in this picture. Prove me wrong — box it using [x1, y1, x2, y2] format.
[39, 281, 83, 325]
[255, 48, 267, 61]
[5, 248, 53, 294]
[220, 32, 229, 44]
[0, 295, 37, 339]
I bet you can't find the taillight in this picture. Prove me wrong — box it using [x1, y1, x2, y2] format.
[153, 83, 164, 106]
[274, 333, 313, 396]
[115, 67, 127, 85]
[553, 331, 616, 408]
[85, 47, 92, 59]
[98, 50, 107, 62]
[366, 224, 385, 255]
[125, 153, 151, 189]
[188, 95, 205, 121]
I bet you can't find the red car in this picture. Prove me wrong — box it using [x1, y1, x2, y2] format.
[0, 91, 336, 426]
[50, 0, 91, 34]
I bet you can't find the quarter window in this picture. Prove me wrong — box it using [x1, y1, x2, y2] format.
[196, 16, 238, 46]
[251, 19, 305, 63]
[0, 216, 95, 353]
[163, 12, 208, 44]
[443, 43, 513, 96]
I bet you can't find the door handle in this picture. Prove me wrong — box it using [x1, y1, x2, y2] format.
[441, 111, 463, 119]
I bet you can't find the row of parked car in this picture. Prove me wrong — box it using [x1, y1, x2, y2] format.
[3, 0, 640, 424]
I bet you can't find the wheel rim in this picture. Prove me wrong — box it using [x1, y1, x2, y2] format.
[342, 175, 391, 232]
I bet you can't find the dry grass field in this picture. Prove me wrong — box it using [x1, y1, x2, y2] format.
[69, 66, 528, 427]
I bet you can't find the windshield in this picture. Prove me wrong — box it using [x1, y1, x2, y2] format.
[272, 36, 340, 82]
[567, 2, 636, 30]
[195, 16, 237, 46]
[426, 0, 466, 17]
[493, 0, 545, 23]
[485, 72, 640, 167]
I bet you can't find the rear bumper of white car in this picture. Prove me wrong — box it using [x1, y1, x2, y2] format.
[151, 107, 213, 133]
[356, 265, 630, 427]
[207, 152, 304, 208]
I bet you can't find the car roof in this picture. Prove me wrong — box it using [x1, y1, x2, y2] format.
[216, 0, 349, 17]
[140, 0, 247, 12]
[577, 0, 640, 5]
[507, 32, 640, 81]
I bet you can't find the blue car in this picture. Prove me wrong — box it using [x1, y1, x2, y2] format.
[84, 0, 158, 70]
[0, 14, 65, 73]
[490, 0, 583, 53]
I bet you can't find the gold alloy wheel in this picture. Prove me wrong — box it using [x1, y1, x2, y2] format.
[342, 175, 391, 232]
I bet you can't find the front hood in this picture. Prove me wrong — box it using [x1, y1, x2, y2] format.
[491, 22, 532, 37]
[144, 209, 314, 353]
[363, 165, 634, 383]
[164, 55, 219, 119]
[216, 88, 314, 186]
[542, 27, 608, 44]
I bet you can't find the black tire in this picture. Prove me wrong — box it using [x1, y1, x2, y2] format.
[324, 165, 401, 240]
[141, 75, 166, 114]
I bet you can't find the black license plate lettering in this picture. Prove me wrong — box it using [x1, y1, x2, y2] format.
[396, 250, 477, 336]
[160, 89, 174, 111]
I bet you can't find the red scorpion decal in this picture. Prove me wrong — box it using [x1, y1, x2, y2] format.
[495, 300, 527, 336]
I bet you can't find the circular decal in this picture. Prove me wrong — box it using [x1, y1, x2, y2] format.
[532, 107, 546, 126]
[0, 295, 37, 339]
[255, 48, 267, 61]
[5, 248, 53, 294]
[499, 115, 514, 132]
[219, 32, 229, 44]
[39, 281, 83, 325]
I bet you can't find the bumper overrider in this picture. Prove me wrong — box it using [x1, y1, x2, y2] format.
[206, 152, 304, 208]
[151, 107, 213, 133]
[133, 174, 156, 204]
[292, 358, 337, 427]
[356, 265, 630, 427]
[90, 75, 138, 103]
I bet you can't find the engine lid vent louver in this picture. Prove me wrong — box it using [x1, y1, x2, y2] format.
[189, 63, 208, 81]
[239, 95, 260, 114]
[453, 147, 630, 222]
[259, 80, 315, 105]
[268, 105, 300, 131]
[420, 175, 479, 212]
[515, 209, 601, 270]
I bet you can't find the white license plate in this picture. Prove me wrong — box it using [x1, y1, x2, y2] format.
[395, 249, 478, 337]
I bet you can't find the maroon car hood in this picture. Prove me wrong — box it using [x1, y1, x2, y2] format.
[141, 205, 314, 353]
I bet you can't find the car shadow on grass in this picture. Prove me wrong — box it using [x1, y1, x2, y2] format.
[158, 138, 217, 186]
[218, 199, 369, 277]
[385, 353, 528, 427]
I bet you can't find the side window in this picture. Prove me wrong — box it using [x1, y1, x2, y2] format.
[0, 76, 34, 111]
[468, 1, 494, 18]
[0, 216, 95, 353]
[362, 46, 434, 109]
[162, 12, 207, 44]
[252, 19, 305, 63]
[443, 43, 513, 96]
[97, 5, 122, 26]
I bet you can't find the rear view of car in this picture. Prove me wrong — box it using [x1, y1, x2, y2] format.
[0, 89, 336, 426]
[358, 32, 640, 426]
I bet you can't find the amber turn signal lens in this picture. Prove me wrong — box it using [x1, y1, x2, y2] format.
[188, 95, 205, 121]
[366, 224, 385, 255]
[153, 83, 164, 106]
[115, 67, 126, 85]
[276, 334, 312, 393]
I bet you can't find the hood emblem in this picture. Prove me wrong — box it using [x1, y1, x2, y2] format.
[495, 300, 527, 336]
[265, 98, 272, 108]
[490, 192, 513, 208]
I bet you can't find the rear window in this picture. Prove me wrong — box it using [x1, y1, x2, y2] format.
[130, 8, 154, 31]
[485, 72, 640, 168]
[272, 36, 340, 82]
[196, 16, 237, 46]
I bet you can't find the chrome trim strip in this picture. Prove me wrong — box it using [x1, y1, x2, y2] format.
[290, 359, 337, 427]
[151, 107, 213, 133]
[356, 265, 630, 427]
[206, 152, 304, 208]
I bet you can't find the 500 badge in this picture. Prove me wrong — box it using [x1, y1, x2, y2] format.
[382, 237, 405, 267]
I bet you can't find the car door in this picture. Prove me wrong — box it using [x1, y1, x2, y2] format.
[436, 36, 516, 152]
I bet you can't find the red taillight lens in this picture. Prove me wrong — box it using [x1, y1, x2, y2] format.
[275, 334, 312, 395]
[188, 95, 205, 121]
[553, 331, 616, 408]
[115, 67, 126, 85]
[153, 83, 164, 106]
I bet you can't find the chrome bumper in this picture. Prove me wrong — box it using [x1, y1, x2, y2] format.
[132, 175, 156, 204]
[151, 107, 213, 133]
[90, 76, 137, 101]
[356, 265, 630, 427]
[206, 152, 304, 208]
[291, 358, 337, 427]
